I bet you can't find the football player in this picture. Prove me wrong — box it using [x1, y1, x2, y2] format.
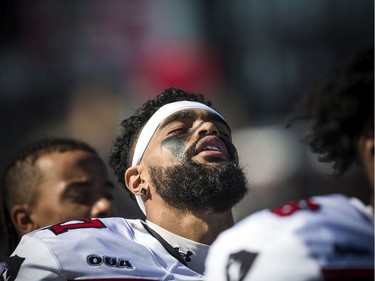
[0, 137, 115, 273]
[2, 88, 248, 280]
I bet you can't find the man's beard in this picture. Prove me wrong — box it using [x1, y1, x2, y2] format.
[149, 158, 248, 214]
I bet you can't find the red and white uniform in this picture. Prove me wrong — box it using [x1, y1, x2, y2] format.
[1, 218, 205, 280]
[205, 194, 374, 281]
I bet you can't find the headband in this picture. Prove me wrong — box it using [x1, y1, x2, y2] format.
[131, 100, 225, 215]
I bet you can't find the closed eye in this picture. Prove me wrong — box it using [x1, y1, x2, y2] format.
[62, 185, 93, 205]
[168, 127, 186, 135]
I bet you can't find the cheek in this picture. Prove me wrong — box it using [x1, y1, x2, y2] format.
[161, 135, 187, 162]
[36, 202, 92, 226]
[221, 138, 239, 162]
[58, 203, 92, 220]
[31, 202, 62, 226]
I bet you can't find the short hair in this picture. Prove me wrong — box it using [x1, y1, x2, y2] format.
[287, 47, 374, 175]
[109, 87, 216, 199]
[2, 137, 98, 210]
[1, 137, 98, 254]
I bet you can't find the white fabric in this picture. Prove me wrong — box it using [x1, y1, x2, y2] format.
[146, 220, 210, 274]
[1, 218, 205, 280]
[131, 101, 225, 215]
[205, 194, 374, 281]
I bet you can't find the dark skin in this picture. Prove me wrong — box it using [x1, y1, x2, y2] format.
[160, 110, 237, 163]
[161, 125, 237, 164]
[125, 109, 240, 244]
[11, 150, 115, 236]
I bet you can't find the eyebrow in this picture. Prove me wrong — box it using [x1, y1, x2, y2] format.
[159, 110, 231, 132]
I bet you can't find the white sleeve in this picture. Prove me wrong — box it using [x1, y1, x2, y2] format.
[206, 194, 375, 281]
[2, 234, 64, 281]
[205, 211, 322, 281]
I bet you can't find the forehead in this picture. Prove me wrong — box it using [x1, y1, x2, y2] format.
[158, 109, 230, 130]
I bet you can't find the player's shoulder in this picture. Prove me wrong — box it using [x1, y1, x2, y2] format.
[207, 194, 374, 281]
[25, 217, 140, 242]
[239, 193, 360, 223]
[14, 217, 147, 266]
[220, 193, 371, 241]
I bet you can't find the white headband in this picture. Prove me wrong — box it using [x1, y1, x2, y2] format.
[131, 100, 225, 215]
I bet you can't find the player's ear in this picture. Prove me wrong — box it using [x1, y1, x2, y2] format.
[11, 204, 36, 236]
[125, 166, 145, 195]
[358, 134, 374, 187]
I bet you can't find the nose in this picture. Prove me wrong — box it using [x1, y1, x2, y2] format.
[90, 197, 114, 218]
[196, 121, 219, 137]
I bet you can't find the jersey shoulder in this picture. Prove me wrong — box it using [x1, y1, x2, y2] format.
[25, 217, 133, 242]
[233, 193, 372, 235]
[205, 194, 374, 281]
[7, 218, 205, 280]
[3, 218, 141, 281]
[212, 193, 374, 256]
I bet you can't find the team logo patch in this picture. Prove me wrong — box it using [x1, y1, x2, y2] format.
[226, 250, 258, 281]
[87, 255, 134, 269]
[1, 255, 25, 281]
[174, 247, 193, 262]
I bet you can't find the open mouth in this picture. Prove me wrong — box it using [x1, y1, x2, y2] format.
[194, 135, 229, 160]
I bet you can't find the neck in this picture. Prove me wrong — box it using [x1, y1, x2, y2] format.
[146, 205, 234, 245]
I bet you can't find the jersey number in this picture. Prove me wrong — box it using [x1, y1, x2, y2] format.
[271, 198, 320, 216]
[48, 218, 107, 235]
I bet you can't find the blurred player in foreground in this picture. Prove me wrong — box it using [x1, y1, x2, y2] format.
[1, 88, 248, 280]
[205, 47, 374, 281]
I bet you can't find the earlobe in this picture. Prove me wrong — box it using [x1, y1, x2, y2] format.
[11, 205, 36, 236]
[125, 166, 145, 195]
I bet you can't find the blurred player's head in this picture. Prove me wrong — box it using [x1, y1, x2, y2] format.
[288, 47, 374, 186]
[1, 137, 115, 254]
[110, 88, 248, 216]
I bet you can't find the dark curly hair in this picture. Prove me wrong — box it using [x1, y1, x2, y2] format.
[287, 47, 374, 176]
[1, 137, 99, 255]
[109, 87, 216, 199]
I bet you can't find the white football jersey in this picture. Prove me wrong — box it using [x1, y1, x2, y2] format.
[1, 218, 205, 280]
[205, 194, 374, 281]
